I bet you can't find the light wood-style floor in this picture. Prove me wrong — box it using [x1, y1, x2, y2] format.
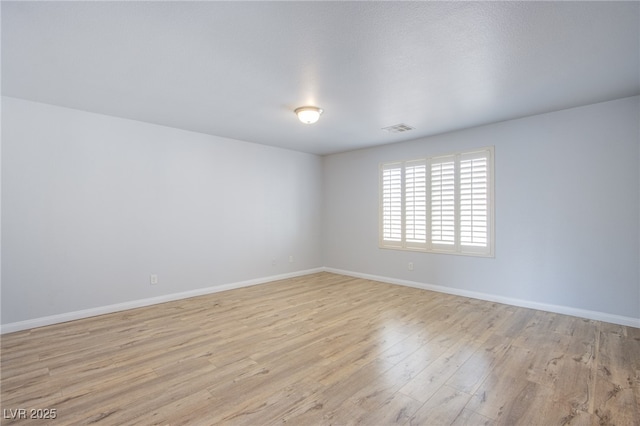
[1, 272, 639, 425]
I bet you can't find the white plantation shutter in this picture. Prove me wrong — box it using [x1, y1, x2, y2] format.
[405, 160, 427, 248]
[430, 156, 456, 249]
[379, 147, 493, 256]
[459, 150, 491, 254]
[380, 163, 403, 246]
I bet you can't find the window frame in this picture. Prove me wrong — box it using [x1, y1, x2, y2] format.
[379, 146, 494, 257]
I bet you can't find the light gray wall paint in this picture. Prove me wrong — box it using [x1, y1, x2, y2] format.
[3, 96, 639, 325]
[323, 96, 640, 320]
[1, 97, 323, 324]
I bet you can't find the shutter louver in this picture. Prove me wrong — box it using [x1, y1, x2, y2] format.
[381, 164, 402, 244]
[405, 160, 427, 248]
[460, 153, 488, 249]
[431, 158, 456, 247]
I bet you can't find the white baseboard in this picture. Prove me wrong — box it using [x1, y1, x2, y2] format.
[0, 268, 324, 334]
[3, 266, 638, 334]
[324, 267, 640, 328]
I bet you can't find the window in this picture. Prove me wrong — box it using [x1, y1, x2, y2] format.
[379, 147, 494, 257]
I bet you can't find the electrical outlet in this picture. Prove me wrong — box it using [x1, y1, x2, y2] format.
[408, 262, 414, 271]
[150, 274, 158, 285]
[271, 259, 277, 266]
[289, 255, 294, 263]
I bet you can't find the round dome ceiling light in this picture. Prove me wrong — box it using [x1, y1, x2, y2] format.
[294, 106, 323, 124]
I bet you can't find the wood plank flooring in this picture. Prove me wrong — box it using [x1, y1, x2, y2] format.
[1, 272, 639, 425]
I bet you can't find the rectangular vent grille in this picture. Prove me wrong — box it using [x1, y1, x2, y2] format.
[382, 123, 415, 133]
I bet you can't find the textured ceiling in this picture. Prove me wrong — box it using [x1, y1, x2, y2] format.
[2, 1, 639, 155]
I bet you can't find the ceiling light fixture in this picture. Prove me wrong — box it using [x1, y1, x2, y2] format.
[295, 106, 323, 124]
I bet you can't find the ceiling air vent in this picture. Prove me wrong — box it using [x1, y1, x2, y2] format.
[382, 123, 414, 133]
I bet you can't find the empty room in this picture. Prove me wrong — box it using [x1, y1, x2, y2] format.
[1, 1, 639, 425]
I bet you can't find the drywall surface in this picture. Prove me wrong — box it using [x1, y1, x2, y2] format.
[2, 97, 323, 324]
[323, 96, 640, 320]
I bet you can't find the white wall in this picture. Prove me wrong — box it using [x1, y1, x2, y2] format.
[3, 96, 639, 328]
[1, 97, 323, 324]
[323, 96, 640, 321]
